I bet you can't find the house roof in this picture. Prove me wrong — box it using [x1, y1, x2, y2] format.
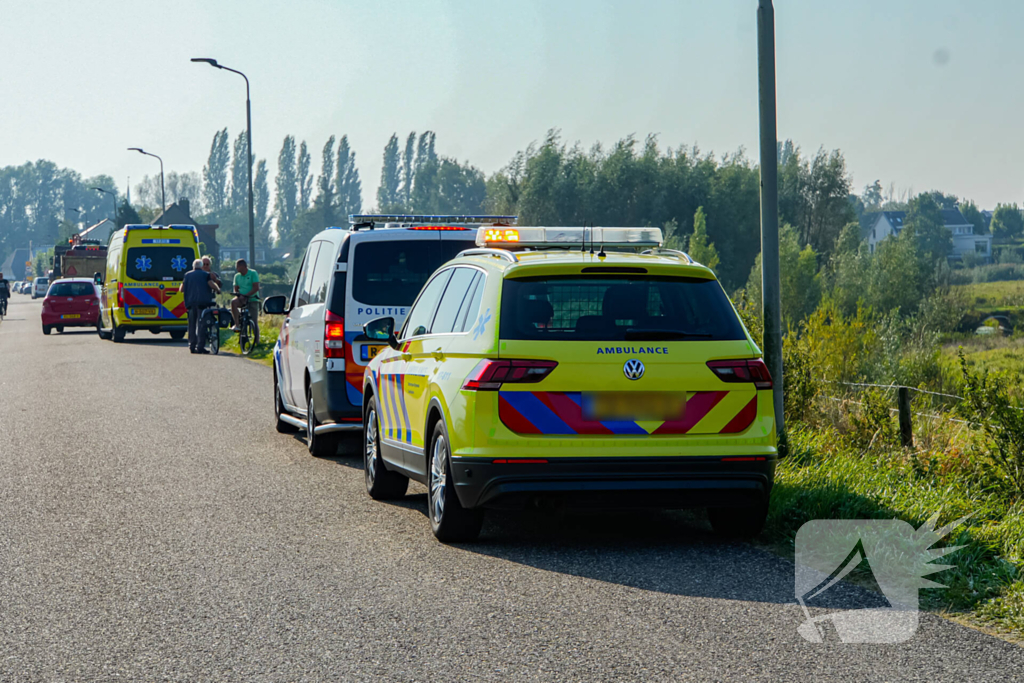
[868, 208, 971, 234]
[939, 207, 972, 227]
[78, 218, 116, 240]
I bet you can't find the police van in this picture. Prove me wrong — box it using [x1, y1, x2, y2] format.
[262, 215, 515, 457]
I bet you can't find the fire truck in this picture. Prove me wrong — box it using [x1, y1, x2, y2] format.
[53, 234, 108, 281]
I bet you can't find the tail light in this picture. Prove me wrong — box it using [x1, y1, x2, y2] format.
[116, 282, 124, 307]
[463, 359, 558, 391]
[324, 311, 345, 359]
[707, 358, 773, 390]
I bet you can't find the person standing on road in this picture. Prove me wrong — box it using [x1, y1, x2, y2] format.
[0, 272, 10, 317]
[181, 259, 216, 354]
[230, 259, 260, 333]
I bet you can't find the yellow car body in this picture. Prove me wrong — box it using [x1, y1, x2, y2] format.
[99, 224, 200, 341]
[363, 239, 778, 540]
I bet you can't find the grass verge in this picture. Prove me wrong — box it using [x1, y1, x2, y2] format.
[218, 314, 281, 367]
[765, 426, 1024, 638]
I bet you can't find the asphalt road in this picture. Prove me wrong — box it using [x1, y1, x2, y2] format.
[1, 295, 1022, 682]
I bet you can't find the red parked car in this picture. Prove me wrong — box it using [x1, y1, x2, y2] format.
[41, 278, 101, 334]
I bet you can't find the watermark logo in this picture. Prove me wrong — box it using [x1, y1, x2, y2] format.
[794, 512, 968, 643]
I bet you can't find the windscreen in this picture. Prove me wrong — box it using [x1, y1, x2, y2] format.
[125, 247, 194, 282]
[499, 275, 746, 342]
[48, 282, 95, 297]
[351, 239, 476, 305]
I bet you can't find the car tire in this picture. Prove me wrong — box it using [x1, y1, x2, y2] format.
[274, 366, 298, 434]
[112, 326, 126, 343]
[306, 387, 341, 458]
[363, 395, 408, 500]
[42, 325, 51, 335]
[169, 330, 186, 341]
[56, 325, 64, 333]
[707, 500, 769, 539]
[427, 419, 483, 543]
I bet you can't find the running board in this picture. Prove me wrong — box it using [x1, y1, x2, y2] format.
[278, 413, 306, 430]
[314, 423, 362, 435]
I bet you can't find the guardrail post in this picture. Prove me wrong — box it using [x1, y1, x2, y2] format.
[897, 387, 913, 448]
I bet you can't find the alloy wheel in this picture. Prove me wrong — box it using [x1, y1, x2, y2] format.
[429, 435, 448, 524]
[365, 409, 379, 488]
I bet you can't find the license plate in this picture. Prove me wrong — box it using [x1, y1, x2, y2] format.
[363, 344, 385, 361]
[61, 314, 80, 319]
[130, 307, 157, 317]
[584, 392, 687, 421]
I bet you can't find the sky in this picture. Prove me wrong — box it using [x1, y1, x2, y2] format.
[2, 0, 1023, 210]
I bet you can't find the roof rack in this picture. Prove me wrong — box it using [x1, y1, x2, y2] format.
[348, 214, 517, 230]
[456, 248, 519, 263]
[641, 248, 695, 264]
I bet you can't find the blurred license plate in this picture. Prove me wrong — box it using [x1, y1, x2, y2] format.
[61, 314, 80, 319]
[584, 392, 687, 421]
[130, 307, 157, 317]
[362, 344, 385, 361]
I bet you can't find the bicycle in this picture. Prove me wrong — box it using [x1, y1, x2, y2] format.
[201, 306, 223, 355]
[234, 294, 259, 356]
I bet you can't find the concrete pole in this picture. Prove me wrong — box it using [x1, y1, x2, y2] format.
[757, 0, 785, 443]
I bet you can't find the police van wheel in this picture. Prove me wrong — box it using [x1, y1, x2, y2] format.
[428, 419, 483, 543]
[707, 500, 769, 539]
[307, 388, 340, 458]
[274, 368, 298, 434]
[112, 326, 126, 343]
[363, 396, 408, 500]
[169, 330, 186, 341]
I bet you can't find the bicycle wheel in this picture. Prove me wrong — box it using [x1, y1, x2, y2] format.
[240, 317, 258, 355]
[208, 320, 220, 355]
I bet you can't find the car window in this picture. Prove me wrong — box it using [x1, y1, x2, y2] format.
[351, 239, 476, 305]
[499, 275, 746, 341]
[124, 247, 194, 282]
[297, 242, 322, 307]
[455, 272, 485, 333]
[430, 267, 478, 334]
[308, 241, 337, 305]
[401, 269, 453, 338]
[48, 282, 95, 297]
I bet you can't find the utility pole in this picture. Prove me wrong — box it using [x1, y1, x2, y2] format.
[758, 0, 785, 444]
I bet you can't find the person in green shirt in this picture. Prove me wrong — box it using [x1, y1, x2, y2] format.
[230, 259, 260, 332]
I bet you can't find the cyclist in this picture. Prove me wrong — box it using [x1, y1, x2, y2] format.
[0, 272, 10, 317]
[230, 259, 260, 334]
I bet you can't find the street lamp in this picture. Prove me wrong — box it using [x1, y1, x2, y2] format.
[91, 187, 117, 225]
[127, 147, 165, 218]
[192, 57, 255, 265]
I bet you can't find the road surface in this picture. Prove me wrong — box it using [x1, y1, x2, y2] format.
[1, 296, 1021, 681]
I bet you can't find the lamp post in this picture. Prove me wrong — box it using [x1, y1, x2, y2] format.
[127, 147, 165, 219]
[757, 0, 785, 445]
[92, 187, 117, 225]
[192, 57, 255, 265]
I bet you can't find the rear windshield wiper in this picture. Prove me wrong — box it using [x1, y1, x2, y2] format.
[623, 328, 713, 340]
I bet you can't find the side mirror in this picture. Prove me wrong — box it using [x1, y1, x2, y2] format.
[262, 295, 287, 315]
[364, 316, 400, 349]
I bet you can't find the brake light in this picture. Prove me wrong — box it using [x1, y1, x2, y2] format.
[116, 282, 124, 307]
[324, 311, 345, 359]
[462, 359, 557, 391]
[707, 358, 773, 390]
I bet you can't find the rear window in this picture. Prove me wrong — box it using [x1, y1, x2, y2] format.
[125, 247, 194, 282]
[499, 275, 746, 342]
[351, 239, 476, 305]
[48, 282, 95, 297]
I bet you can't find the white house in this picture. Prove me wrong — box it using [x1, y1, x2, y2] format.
[863, 208, 992, 261]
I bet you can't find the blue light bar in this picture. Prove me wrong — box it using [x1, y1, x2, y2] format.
[349, 214, 517, 226]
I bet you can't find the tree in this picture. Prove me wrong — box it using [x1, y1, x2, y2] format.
[316, 136, 336, 225]
[254, 159, 271, 246]
[274, 135, 298, 243]
[378, 134, 401, 210]
[868, 226, 925, 314]
[745, 223, 821, 326]
[229, 130, 248, 213]
[861, 180, 883, 211]
[906, 192, 951, 265]
[202, 128, 230, 215]
[401, 132, 416, 207]
[990, 203, 1024, 239]
[958, 200, 988, 235]
[165, 172, 203, 212]
[686, 206, 720, 271]
[115, 199, 141, 229]
[335, 135, 362, 220]
[297, 141, 313, 211]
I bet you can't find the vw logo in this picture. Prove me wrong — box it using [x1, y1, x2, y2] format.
[623, 359, 645, 380]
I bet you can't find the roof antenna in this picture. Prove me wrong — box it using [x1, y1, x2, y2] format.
[581, 221, 587, 253]
[589, 222, 596, 255]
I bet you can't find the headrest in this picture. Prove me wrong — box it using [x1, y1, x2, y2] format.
[519, 298, 553, 328]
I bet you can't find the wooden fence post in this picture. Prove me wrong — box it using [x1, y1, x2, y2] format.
[898, 387, 914, 448]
